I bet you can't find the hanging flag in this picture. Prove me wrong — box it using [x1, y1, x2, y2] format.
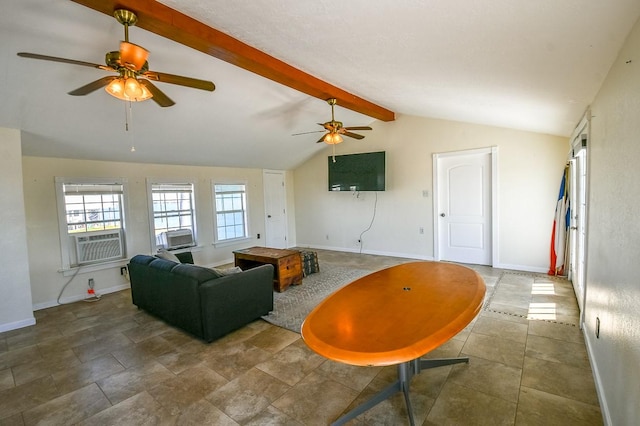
[549, 167, 570, 275]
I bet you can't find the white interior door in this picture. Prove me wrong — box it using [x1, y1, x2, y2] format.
[568, 127, 588, 325]
[434, 148, 494, 265]
[263, 170, 288, 249]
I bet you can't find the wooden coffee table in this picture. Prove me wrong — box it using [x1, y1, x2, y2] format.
[233, 246, 303, 292]
[301, 261, 486, 425]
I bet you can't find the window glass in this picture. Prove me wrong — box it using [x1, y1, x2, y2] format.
[59, 181, 126, 267]
[213, 183, 247, 242]
[150, 183, 196, 247]
[62, 183, 124, 234]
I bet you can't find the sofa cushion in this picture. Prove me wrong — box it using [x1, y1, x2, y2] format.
[172, 263, 224, 281]
[157, 249, 181, 263]
[213, 266, 243, 276]
[149, 258, 180, 272]
[130, 254, 156, 266]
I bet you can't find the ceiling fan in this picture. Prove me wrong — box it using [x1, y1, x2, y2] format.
[17, 9, 215, 107]
[294, 98, 372, 144]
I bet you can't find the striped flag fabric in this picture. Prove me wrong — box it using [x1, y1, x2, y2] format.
[549, 167, 570, 275]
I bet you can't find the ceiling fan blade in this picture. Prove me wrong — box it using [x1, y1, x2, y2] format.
[316, 134, 328, 143]
[68, 76, 118, 96]
[17, 52, 114, 71]
[139, 79, 175, 107]
[143, 70, 215, 91]
[292, 130, 325, 136]
[344, 126, 372, 131]
[342, 131, 365, 140]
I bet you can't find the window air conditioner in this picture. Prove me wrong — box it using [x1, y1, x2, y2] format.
[160, 229, 195, 250]
[74, 230, 123, 265]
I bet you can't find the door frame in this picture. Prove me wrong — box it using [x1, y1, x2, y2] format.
[263, 169, 289, 248]
[567, 113, 590, 328]
[432, 146, 499, 265]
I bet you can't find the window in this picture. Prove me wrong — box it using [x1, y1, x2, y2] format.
[213, 183, 248, 242]
[55, 178, 128, 269]
[64, 184, 123, 233]
[148, 182, 196, 249]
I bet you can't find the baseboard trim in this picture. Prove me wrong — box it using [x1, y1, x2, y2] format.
[294, 243, 433, 261]
[492, 263, 548, 274]
[0, 316, 36, 333]
[583, 330, 612, 425]
[297, 244, 553, 272]
[33, 283, 131, 311]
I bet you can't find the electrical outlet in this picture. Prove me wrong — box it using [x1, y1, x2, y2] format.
[257, 233, 260, 239]
[88, 278, 94, 288]
[419, 227, 424, 234]
[120, 266, 127, 275]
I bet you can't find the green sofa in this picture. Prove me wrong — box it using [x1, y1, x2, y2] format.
[128, 254, 274, 342]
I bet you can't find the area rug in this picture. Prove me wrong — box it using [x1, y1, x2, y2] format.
[262, 266, 371, 333]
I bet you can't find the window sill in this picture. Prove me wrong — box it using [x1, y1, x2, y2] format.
[58, 259, 128, 277]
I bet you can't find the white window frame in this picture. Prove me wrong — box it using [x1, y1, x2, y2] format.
[146, 179, 198, 252]
[55, 177, 129, 273]
[212, 181, 250, 246]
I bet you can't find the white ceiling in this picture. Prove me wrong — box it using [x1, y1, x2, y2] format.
[2, 0, 639, 170]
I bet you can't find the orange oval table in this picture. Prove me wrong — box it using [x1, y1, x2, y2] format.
[301, 261, 486, 425]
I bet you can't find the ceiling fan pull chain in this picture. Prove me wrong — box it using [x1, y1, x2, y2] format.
[129, 101, 136, 152]
[124, 101, 129, 132]
[124, 100, 136, 152]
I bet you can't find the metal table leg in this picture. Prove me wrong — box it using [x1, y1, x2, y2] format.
[331, 356, 469, 425]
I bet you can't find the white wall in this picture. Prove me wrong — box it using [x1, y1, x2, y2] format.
[21, 156, 284, 308]
[582, 16, 640, 425]
[293, 114, 568, 272]
[0, 128, 35, 332]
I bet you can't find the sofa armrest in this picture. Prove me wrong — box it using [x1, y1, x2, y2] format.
[198, 264, 274, 342]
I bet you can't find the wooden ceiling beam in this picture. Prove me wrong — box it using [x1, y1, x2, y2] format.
[69, 0, 395, 122]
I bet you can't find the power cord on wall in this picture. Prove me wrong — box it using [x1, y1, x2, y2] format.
[357, 191, 378, 254]
[85, 278, 102, 303]
[56, 267, 102, 305]
[56, 267, 81, 305]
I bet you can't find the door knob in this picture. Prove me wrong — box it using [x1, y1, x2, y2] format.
[440, 213, 445, 217]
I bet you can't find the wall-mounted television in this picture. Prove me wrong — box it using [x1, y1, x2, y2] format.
[328, 151, 386, 191]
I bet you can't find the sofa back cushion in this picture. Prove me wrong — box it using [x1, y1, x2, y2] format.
[130, 254, 155, 266]
[156, 249, 181, 263]
[172, 263, 224, 280]
[149, 258, 179, 272]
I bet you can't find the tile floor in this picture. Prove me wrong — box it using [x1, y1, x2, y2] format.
[0, 249, 603, 425]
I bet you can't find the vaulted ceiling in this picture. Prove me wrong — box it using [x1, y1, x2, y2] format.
[2, 0, 639, 170]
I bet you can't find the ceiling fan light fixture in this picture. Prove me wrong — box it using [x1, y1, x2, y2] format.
[105, 77, 152, 102]
[124, 77, 143, 98]
[119, 41, 149, 71]
[324, 132, 343, 145]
